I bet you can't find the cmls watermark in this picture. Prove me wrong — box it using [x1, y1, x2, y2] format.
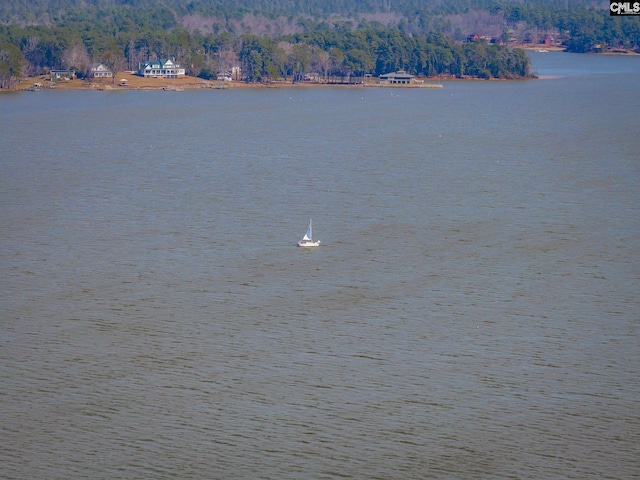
[610, 1, 640, 15]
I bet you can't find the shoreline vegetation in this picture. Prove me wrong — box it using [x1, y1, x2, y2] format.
[4, 40, 639, 93]
[5, 35, 535, 91]
[2, 0, 639, 91]
[10, 44, 639, 93]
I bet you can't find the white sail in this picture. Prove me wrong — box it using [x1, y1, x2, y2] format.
[305, 220, 312, 240]
[298, 218, 320, 247]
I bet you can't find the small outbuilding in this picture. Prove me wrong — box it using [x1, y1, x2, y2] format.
[50, 69, 75, 81]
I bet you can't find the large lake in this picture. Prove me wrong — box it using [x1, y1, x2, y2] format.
[1, 52, 639, 479]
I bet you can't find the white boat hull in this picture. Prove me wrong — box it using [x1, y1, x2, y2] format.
[297, 240, 321, 247]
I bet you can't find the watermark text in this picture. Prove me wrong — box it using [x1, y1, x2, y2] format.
[610, 1, 640, 15]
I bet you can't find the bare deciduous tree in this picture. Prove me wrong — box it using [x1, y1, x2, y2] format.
[101, 50, 126, 83]
[218, 47, 238, 77]
[312, 49, 331, 82]
[62, 43, 90, 74]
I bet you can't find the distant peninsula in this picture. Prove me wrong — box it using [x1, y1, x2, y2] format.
[2, 0, 638, 90]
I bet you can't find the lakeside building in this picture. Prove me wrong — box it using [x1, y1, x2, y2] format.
[138, 59, 186, 78]
[50, 69, 75, 81]
[379, 70, 416, 85]
[89, 63, 112, 79]
[217, 71, 233, 81]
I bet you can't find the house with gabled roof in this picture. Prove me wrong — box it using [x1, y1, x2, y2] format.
[90, 63, 112, 78]
[138, 59, 186, 78]
[379, 70, 416, 85]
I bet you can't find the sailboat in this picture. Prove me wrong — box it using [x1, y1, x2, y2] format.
[297, 219, 321, 247]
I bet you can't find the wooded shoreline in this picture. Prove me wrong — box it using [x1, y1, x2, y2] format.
[9, 45, 638, 92]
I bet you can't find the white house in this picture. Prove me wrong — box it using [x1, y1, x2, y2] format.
[138, 59, 186, 78]
[90, 63, 112, 78]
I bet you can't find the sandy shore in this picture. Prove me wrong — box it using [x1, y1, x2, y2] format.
[515, 43, 639, 55]
[514, 44, 566, 52]
[14, 71, 449, 91]
[18, 71, 226, 91]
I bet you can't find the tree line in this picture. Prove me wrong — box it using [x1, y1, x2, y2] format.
[244, 25, 531, 81]
[2, 0, 638, 88]
[0, 0, 621, 25]
[0, 18, 532, 88]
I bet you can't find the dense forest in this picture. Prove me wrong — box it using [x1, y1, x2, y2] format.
[1, 0, 639, 88]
